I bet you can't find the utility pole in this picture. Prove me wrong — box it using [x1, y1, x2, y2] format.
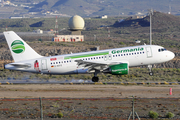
[40, 97, 43, 120]
[128, 96, 140, 120]
[94, 35, 96, 41]
[149, 9, 153, 45]
[55, 16, 58, 36]
[107, 27, 110, 38]
[169, 0, 172, 14]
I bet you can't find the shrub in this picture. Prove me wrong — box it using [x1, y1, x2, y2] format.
[148, 111, 159, 118]
[166, 112, 174, 118]
[57, 112, 63, 118]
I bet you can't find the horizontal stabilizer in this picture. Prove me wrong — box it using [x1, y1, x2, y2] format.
[8, 63, 31, 68]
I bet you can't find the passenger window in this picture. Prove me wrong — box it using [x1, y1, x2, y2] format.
[64, 61, 66, 63]
[129, 53, 131, 55]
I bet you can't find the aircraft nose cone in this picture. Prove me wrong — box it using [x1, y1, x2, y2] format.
[171, 52, 175, 59]
[168, 51, 175, 60]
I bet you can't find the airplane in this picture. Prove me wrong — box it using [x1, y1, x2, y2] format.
[4, 31, 175, 82]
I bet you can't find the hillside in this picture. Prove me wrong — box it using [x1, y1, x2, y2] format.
[29, 0, 101, 16]
[28, 0, 180, 16]
[0, 12, 179, 47]
[113, 11, 180, 30]
[0, 0, 179, 18]
[0, 11, 180, 81]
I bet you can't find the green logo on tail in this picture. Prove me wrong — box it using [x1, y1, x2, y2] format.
[11, 40, 25, 54]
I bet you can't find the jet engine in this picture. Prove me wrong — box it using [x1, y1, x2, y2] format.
[103, 63, 129, 75]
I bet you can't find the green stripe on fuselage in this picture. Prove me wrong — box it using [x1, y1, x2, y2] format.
[64, 51, 109, 59]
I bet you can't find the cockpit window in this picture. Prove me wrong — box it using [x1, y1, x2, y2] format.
[158, 48, 167, 52]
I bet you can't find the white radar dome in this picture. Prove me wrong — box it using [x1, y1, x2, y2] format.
[68, 15, 85, 31]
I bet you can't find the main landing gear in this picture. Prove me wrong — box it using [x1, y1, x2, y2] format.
[148, 65, 153, 76]
[92, 70, 100, 82]
[92, 76, 99, 82]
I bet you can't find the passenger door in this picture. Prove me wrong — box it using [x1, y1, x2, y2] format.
[41, 59, 47, 70]
[146, 47, 153, 58]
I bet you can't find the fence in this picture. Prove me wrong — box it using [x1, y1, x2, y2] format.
[0, 97, 179, 119]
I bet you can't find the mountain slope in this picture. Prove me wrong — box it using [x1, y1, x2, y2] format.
[113, 11, 180, 32]
[52, 0, 100, 16]
[29, 0, 100, 16]
[28, 0, 180, 17]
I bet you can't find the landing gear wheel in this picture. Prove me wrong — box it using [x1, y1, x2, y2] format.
[148, 65, 153, 76]
[149, 72, 153, 76]
[92, 76, 99, 82]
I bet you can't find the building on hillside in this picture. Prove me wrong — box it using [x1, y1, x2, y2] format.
[53, 15, 85, 42]
[54, 35, 84, 42]
[33, 29, 43, 34]
[101, 15, 108, 19]
[43, 29, 54, 34]
[136, 15, 146, 19]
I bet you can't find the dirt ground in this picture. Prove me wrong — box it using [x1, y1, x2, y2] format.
[0, 84, 179, 98]
[0, 84, 180, 120]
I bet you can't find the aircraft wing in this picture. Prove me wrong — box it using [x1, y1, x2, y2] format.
[75, 60, 125, 73]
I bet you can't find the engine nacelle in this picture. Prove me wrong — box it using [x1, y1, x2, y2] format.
[103, 63, 129, 75]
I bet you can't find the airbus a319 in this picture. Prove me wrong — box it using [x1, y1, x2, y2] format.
[4, 31, 175, 82]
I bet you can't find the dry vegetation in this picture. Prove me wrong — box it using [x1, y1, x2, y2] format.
[0, 98, 179, 119]
[0, 11, 180, 82]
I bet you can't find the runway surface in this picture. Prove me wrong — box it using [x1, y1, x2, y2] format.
[0, 79, 179, 85]
[0, 84, 179, 98]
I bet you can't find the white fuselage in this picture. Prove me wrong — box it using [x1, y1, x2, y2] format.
[5, 45, 175, 75]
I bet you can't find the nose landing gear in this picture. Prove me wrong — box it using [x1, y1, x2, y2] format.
[148, 65, 153, 76]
